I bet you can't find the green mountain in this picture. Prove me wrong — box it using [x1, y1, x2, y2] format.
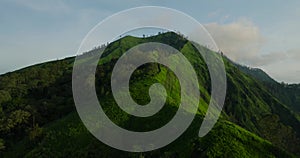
[0, 32, 299, 157]
[235, 64, 300, 114]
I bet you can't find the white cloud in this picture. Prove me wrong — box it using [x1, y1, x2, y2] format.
[262, 56, 300, 83]
[204, 19, 300, 67]
[204, 19, 300, 83]
[204, 19, 266, 66]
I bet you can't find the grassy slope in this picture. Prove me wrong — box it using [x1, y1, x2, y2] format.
[5, 112, 291, 158]
[235, 63, 300, 114]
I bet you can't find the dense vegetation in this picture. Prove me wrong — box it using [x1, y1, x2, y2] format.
[0, 32, 299, 157]
[236, 64, 300, 114]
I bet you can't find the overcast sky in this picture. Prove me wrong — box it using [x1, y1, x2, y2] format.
[0, 0, 299, 83]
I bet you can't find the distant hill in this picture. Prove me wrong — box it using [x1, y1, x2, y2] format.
[0, 32, 299, 157]
[234, 64, 276, 84]
[234, 62, 300, 114]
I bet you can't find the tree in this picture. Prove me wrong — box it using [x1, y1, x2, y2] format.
[0, 90, 11, 104]
[29, 124, 43, 142]
[0, 110, 31, 134]
[0, 139, 4, 150]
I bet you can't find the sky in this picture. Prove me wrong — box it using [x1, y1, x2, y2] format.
[0, 0, 299, 83]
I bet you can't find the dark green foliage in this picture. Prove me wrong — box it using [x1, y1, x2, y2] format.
[28, 124, 43, 142]
[0, 139, 4, 151]
[191, 121, 292, 158]
[235, 63, 300, 114]
[0, 58, 75, 153]
[222, 59, 300, 155]
[0, 109, 31, 134]
[257, 114, 300, 153]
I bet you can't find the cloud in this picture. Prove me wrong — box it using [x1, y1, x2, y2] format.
[262, 56, 300, 83]
[204, 19, 266, 66]
[254, 52, 287, 66]
[247, 49, 300, 66]
[286, 49, 300, 59]
[204, 19, 300, 83]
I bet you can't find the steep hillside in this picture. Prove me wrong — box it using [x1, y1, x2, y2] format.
[0, 32, 299, 157]
[235, 64, 300, 114]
